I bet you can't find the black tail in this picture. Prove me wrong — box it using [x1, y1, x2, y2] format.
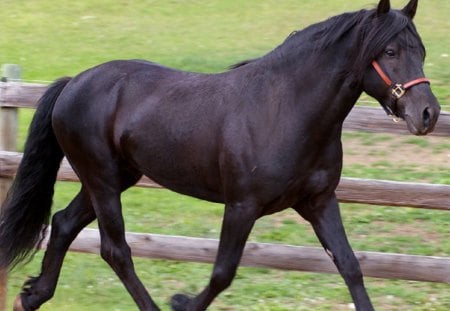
[0, 77, 71, 269]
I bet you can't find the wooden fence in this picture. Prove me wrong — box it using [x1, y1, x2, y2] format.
[0, 65, 449, 308]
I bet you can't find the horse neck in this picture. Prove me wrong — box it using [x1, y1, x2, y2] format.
[262, 45, 364, 131]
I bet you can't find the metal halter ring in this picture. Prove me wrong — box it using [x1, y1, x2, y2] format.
[391, 84, 406, 99]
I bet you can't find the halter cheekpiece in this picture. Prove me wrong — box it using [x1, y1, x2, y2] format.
[371, 60, 430, 99]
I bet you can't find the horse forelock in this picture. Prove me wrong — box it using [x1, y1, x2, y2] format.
[349, 10, 424, 80]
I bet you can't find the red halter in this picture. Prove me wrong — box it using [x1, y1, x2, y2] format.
[371, 60, 430, 99]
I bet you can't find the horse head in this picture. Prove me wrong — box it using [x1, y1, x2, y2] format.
[362, 0, 441, 135]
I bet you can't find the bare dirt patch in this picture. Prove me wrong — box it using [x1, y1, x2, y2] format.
[370, 220, 443, 243]
[342, 133, 450, 171]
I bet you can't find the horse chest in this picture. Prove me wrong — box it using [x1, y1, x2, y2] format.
[249, 155, 341, 216]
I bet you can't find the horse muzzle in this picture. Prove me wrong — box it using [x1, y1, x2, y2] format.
[403, 101, 440, 136]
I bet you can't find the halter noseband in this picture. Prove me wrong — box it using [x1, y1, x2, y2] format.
[371, 60, 430, 99]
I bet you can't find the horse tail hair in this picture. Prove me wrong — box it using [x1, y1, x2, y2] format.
[0, 77, 71, 269]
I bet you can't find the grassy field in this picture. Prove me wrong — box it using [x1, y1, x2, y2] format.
[1, 0, 449, 310]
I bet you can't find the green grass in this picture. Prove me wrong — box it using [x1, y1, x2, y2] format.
[2, 1, 450, 310]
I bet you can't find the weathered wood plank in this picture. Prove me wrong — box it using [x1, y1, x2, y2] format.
[0, 82, 47, 108]
[336, 177, 450, 210]
[0, 64, 22, 311]
[41, 228, 450, 283]
[1, 151, 449, 210]
[0, 82, 449, 136]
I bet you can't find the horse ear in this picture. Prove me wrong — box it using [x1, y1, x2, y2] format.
[377, 0, 391, 15]
[402, 0, 418, 19]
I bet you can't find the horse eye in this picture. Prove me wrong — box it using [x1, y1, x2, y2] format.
[384, 49, 396, 57]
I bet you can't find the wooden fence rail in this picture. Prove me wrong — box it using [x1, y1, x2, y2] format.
[42, 228, 449, 283]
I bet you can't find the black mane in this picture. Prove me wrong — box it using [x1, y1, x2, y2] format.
[230, 7, 425, 82]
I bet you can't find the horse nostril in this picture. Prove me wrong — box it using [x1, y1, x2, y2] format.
[423, 107, 431, 128]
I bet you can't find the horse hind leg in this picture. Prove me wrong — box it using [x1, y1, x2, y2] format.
[15, 167, 147, 311]
[16, 188, 96, 311]
[75, 164, 160, 310]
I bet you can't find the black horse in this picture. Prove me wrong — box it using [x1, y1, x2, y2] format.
[0, 0, 440, 310]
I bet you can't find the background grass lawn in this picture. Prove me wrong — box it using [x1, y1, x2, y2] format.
[1, 1, 449, 310]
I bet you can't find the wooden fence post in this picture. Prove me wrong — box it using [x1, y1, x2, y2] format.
[0, 64, 21, 311]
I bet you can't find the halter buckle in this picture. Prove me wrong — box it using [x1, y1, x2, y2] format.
[392, 84, 406, 99]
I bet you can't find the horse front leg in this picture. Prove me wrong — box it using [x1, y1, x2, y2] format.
[15, 189, 95, 311]
[294, 194, 374, 311]
[171, 201, 259, 311]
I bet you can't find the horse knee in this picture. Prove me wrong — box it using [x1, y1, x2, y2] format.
[210, 266, 236, 291]
[338, 262, 364, 286]
[347, 267, 364, 285]
[100, 240, 131, 269]
[329, 252, 364, 286]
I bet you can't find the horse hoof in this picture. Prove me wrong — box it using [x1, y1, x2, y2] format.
[13, 295, 38, 311]
[13, 296, 24, 311]
[170, 293, 192, 311]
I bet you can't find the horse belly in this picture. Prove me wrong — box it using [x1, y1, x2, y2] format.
[121, 115, 225, 203]
[139, 150, 224, 203]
